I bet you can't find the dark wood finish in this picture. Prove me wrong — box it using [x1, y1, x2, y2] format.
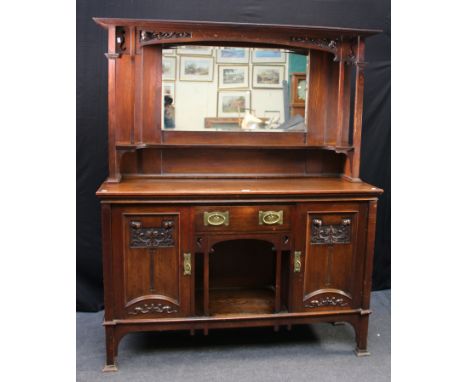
[95, 17, 382, 371]
[162, 130, 306, 146]
[97, 177, 382, 198]
[210, 288, 275, 316]
[194, 205, 291, 233]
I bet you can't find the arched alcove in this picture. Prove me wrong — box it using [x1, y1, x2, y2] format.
[203, 238, 281, 315]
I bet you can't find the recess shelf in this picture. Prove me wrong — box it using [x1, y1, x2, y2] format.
[209, 288, 275, 316]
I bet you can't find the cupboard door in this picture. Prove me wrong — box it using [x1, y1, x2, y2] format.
[292, 203, 368, 312]
[113, 207, 192, 318]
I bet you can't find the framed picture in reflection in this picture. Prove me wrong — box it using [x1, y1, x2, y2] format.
[177, 46, 213, 56]
[252, 65, 285, 88]
[216, 47, 249, 63]
[217, 90, 251, 117]
[179, 56, 214, 81]
[251, 48, 286, 63]
[218, 65, 249, 89]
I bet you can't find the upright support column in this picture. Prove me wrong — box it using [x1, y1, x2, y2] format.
[101, 204, 119, 370]
[105, 26, 121, 183]
[274, 246, 282, 313]
[203, 250, 210, 316]
[345, 36, 366, 181]
[354, 199, 378, 356]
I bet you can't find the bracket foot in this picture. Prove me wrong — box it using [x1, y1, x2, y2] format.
[354, 347, 370, 357]
[102, 364, 118, 372]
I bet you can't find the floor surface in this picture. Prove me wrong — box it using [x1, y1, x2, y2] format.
[77, 290, 390, 381]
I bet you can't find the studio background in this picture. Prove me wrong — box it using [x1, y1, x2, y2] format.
[77, 0, 390, 312]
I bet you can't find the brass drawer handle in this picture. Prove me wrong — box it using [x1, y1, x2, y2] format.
[259, 210, 283, 225]
[294, 251, 302, 273]
[204, 211, 229, 226]
[183, 253, 192, 276]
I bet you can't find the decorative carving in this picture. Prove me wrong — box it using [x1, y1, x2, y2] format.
[116, 27, 126, 52]
[140, 30, 192, 42]
[127, 302, 178, 315]
[290, 36, 338, 50]
[311, 218, 351, 244]
[130, 220, 175, 248]
[305, 296, 349, 308]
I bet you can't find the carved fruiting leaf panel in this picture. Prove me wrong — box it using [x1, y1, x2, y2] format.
[303, 212, 357, 310]
[122, 213, 181, 316]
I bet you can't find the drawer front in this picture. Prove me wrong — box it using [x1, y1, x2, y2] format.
[194, 205, 291, 232]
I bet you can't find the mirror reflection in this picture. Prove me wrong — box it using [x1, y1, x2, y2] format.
[162, 46, 308, 132]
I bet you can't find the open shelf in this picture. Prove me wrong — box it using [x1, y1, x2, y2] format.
[194, 237, 290, 317]
[116, 142, 354, 152]
[209, 287, 275, 316]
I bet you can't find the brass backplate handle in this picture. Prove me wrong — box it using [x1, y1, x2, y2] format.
[294, 251, 302, 273]
[204, 211, 230, 226]
[259, 210, 283, 225]
[183, 253, 192, 276]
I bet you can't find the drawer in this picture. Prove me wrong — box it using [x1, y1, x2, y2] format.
[194, 205, 291, 232]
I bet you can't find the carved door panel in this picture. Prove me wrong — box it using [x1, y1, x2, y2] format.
[112, 206, 192, 318]
[291, 202, 368, 312]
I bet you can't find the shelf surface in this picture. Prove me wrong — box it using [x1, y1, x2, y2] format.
[97, 177, 383, 198]
[209, 288, 275, 316]
[94, 18, 382, 37]
[115, 142, 353, 152]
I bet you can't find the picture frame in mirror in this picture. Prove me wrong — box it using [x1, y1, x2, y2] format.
[217, 90, 251, 117]
[179, 56, 214, 82]
[252, 65, 285, 89]
[216, 47, 250, 63]
[218, 65, 249, 89]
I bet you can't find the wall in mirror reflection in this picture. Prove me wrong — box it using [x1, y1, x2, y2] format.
[162, 46, 308, 132]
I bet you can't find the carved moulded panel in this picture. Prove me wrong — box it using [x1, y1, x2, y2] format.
[311, 218, 351, 244]
[304, 296, 349, 308]
[290, 36, 338, 52]
[140, 30, 192, 42]
[130, 220, 175, 248]
[127, 302, 178, 315]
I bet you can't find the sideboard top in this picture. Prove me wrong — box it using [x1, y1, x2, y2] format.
[93, 17, 381, 38]
[96, 177, 383, 199]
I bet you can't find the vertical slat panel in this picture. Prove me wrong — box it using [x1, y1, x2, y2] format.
[106, 26, 120, 182]
[114, 55, 134, 143]
[306, 51, 329, 145]
[324, 61, 338, 146]
[339, 64, 351, 146]
[133, 53, 143, 143]
[345, 37, 366, 179]
[141, 46, 162, 143]
[101, 204, 114, 321]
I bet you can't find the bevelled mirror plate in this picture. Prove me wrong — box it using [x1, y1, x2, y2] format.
[162, 46, 308, 132]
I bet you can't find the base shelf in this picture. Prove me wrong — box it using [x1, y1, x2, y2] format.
[209, 288, 275, 316]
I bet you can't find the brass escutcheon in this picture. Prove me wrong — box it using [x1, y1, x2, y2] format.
[294, 251, 302, 272]
[259, 210, 283, 225]
[183, 253, 192, 276]
[204, 211, 229, 226]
